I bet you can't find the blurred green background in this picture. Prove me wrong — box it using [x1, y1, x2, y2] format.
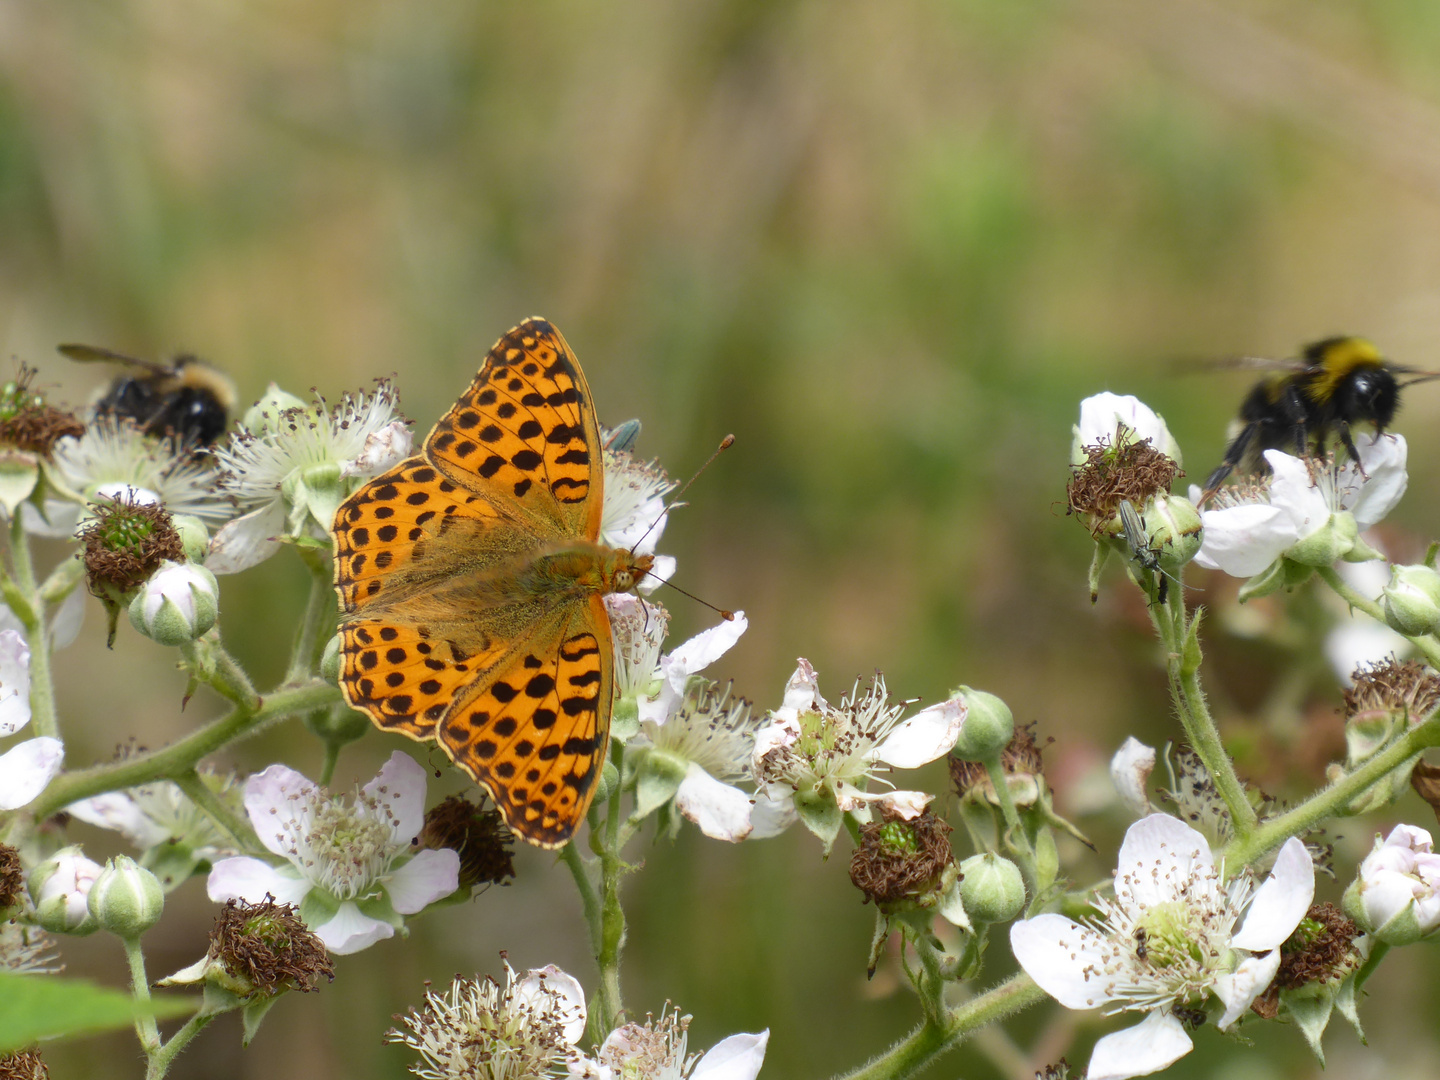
[7, 0, 1440, 1076]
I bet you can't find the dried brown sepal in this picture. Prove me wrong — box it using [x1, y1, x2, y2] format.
[1411, 760, 1440, 827]
[1067, 430, 1181, 534]
[211, 898, 333, 995]
[1345, 657, 1440, 724]
[0, 1050, 48, 1080]
[0, 844, 23, 911]
[416, 794, 515, 890]
[80, 495, 184, 598]
[950, 723, 1046, 797]
[849, 808, 954, 906]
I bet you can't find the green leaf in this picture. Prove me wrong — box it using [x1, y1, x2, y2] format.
[0, 973, 198, 1053]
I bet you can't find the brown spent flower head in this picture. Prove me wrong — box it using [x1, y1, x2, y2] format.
[416, 794, 515, 891]
[80, 494, 185, 598]
[0, 844, 24, 912]
[211, 898, 333, 996]
[0, 1050, 48, 1080]
[0, 366, 84, 458]
[849, 808, 955, 906]
[950, 723, 1046, 800]
[1066, 429, 1182, 535]
[1344, 657, 1440, 725]
[1251, 902, 1359, 1019]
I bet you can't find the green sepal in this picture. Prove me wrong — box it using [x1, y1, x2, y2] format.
[794, 787, 843, 856]
[1238, 559, 1287, 602]
[1285, 992, 1336, 1065]
[865, 908, 891, 978]
[141, 843, 207, 893]
[1088, 542, 1110, 604]
[1181, 608, 1204, 677]
[631, 749, 686, 821]
[0, 451, 39, 514]
[610, 696, 640, 742]
[241, 993, 280, 1047]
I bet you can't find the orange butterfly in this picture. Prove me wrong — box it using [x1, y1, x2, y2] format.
[332, 319, 653, 848]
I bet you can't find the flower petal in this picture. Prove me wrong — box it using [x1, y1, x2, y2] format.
[49, 586, 86, 650]
[675, 763, 753, 842]
[663, 612, 748, 692]
[1193, 502, 1295, 577]
[243, 763, 321, 857]
[517, 965, 588, 1045]
[1086, 1011, 1193, 1080]
[385, 849, 460, 914]
[745, 784, 797, 840]
[1347, 434, 1407, 528]
[1231, 837, 1315, 952]
[66, 792, 172, 849]
[206, 501, 286, 575]
[206, 856, 312, 906]
[691, 1030, 770, 1080]
[781, 659, 826, 713]
[1110, 737, 1156, 817]
[1009, 913, 1116, 1010]
[0, 628, 33, 736]
[1215, 948, 1281, 1029]
[872, 698, 965, 769]
[316, 901, 395, 955]
[1075, 394, 1177, 463]
[1114, 815, 1215, 909]
[361, 750, 427, 843]
[0, 737, 63, 810]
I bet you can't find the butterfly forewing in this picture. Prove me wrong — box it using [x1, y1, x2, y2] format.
[425, 319, 602, 541]
[439, 597, 612, 849]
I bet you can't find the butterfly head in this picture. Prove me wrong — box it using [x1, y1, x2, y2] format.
[608, 550, 655, 595]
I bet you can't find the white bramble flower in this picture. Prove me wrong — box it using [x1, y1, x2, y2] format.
[750, 659, 965, 853]
[601, 441, 676, 592]
[0, 628, 63, 811]
[0, 921, 59, 974]
[630, 683, 766, 843]
[1072, 393, 1182, 466]
[1010, 814, 1315, 1080]
[207, 382, 411, 573]
[388, 961, 589, 1080]
[577, 1005, 769, 1080]
[206, 751, 459, 954]
[1192, 435, 1406, 579]
[68, 773, 238, 861]
[128, 561, 219, 645]
[28, 845, 103, 934]
[1110, 736, 1157, 818]
[41, 418, 233, 540]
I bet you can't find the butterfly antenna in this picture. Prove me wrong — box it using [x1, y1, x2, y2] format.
[628, 434, 735, 556]
[656, 578, 735, 622]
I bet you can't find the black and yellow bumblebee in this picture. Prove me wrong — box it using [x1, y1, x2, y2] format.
[57, 344, 237, 447]
[1202, 336, 1440, 496]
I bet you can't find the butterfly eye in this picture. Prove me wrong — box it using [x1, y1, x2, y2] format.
[614, 569, 635, 592]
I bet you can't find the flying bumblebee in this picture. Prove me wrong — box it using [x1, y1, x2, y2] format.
[57, 344, 237, 447]
[1201, 336, 1440, 497]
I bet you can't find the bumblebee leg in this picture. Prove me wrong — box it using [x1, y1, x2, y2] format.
[1203, 422, 1256, 498]
[1336, 421, 1368, 478]
[1275, 383, 1311, 457]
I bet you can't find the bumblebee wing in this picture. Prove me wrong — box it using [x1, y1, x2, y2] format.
[57, 344, 172, 376]
[1173, 355, 1310, 376]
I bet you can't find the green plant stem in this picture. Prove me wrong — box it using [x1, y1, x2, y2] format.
[9, 512, 58, 738]
[180, 637, 262, 710]
[318, 740, 342, 787]
[123, 936, 162, 1056]
[172, 768, 259, 853]
[28, 681, 340, 819]
[833, 973, 1048, 1080]
[595, 743, 628, 1033]
[1317, 565, 1440, 669]
[286, 547, 336, 684]
[1354, 939, 1390, 990]
[1154, 581, 1260, 838]
[983, 756, 1037, 895]
[561, 840, 604, 955]
[146, 1011, 218, 1080]
[911, 935, 947, 1025]
[1223, 717, 1440, 866]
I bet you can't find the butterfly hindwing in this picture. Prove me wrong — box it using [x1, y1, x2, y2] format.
[425, 318, 602, 541]
[437, 596, 613, 849]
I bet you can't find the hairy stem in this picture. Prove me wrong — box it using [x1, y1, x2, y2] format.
[9, 513, 58, 739]
[833, 973, 1048, 1080]
[596, 743, 628, 1032]
[123, 936, 162, 1056]
[286, 547, 336, 684]
[28, 681, 340, 819]
[1317, 565, 1440, 669]
[172, 768, 260, 853]
[146, 1011, 218, 1080]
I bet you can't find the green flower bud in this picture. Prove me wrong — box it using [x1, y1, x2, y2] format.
[88, 856, 164, 939]
[170, 515, 212, 565]
[1144, 493, 1203, 572]
[1286, 512, 1358, 567]
[320, 632, 342, 685]
[958, 852, 1026, 924]
[28, 846, 101, 935]
[949, 687, 1013, 761]
[242, 384, 309, 435]
[591, 760, 621, 805]
[1381, 564, 1440, 636]
[129, 561, 219, 646]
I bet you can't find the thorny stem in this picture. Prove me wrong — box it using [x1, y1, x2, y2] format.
[286, 546, 337, 684]
[1223, 716, 1440, 866]
[28, 681, 340, 819]
[172, 767, 259, 853]
[8, 512, 58, 738]
[833, 973, 1048, 1080]
[1317, 565, 1440, 669]
[1153, 576, 1260, 838]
